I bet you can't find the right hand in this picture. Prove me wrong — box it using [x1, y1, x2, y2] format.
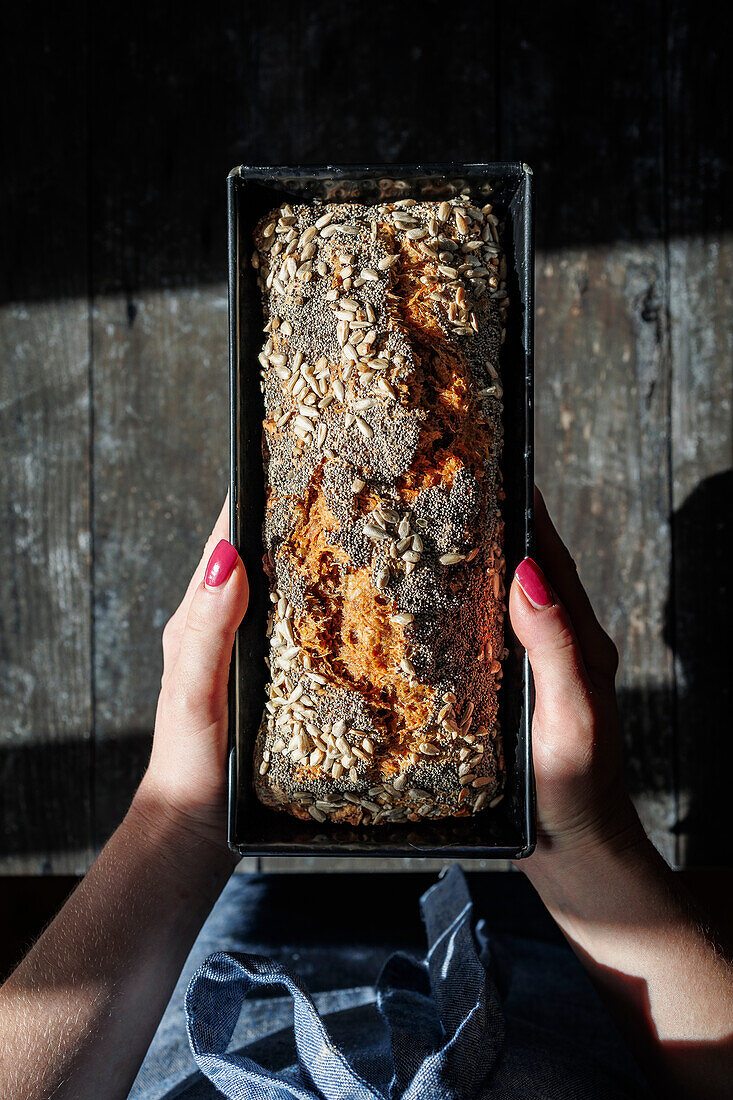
[509, 489, 647, 866]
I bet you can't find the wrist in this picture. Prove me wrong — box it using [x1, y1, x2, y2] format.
[520, 804, 668, 929]
[519, 793, 653, 886]
[129, 775, 236, 883]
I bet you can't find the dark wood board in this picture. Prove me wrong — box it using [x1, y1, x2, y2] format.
[0, 0, 730, 868]
[0, 5, 93, 872]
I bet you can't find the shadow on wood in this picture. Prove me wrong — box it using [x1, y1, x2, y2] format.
[664, 470, 733, 866]
[2, 1, 732, 305]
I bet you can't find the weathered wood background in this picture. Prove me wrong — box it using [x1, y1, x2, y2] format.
[1, 1, 730, 872]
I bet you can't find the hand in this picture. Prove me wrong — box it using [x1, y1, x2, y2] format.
[509, 489, 646, 866]
[137, 499, 249, 854]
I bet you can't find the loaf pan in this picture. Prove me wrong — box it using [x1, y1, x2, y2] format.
[227, 164, 535, 859]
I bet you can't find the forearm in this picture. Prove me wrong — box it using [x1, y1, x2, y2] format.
[524, 826, 733, 1098]
[0, 779, 235, 1100]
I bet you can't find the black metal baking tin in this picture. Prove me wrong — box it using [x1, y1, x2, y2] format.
[227, 164, 535, 859]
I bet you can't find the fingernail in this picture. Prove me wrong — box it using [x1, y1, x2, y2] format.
[204, 540, 238, 589]
[515, 557, 554, 610]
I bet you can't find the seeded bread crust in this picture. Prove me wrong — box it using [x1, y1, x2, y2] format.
[250, 194, 508, 827]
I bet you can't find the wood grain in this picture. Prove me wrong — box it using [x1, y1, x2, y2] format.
[89, 288, 230, 843]
[0, 10, 93, 872]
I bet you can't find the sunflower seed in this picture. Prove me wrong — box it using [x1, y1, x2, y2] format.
[355, 416, 373, 438]
[439, 552, 466, 565]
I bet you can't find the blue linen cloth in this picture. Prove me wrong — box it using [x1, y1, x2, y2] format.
[131, 865, 650, 1099]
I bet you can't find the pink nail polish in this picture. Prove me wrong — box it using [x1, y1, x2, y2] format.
[515, 557, 554, 609]
[204, 540, 238, 589]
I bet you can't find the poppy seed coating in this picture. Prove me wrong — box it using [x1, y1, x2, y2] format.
[249, 195, 509, 827]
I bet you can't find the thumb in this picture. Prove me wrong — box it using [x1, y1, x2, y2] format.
[167, 539, 249, 731]
[509, 557, 594, 732]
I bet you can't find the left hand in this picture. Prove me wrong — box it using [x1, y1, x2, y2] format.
[138, 499, 249, 853]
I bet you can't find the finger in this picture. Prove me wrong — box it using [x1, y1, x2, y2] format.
[176, 497, 231, 624]
[533, 487, 618, 690]
[165, 539, 249, 733]
[509, 557, 595, 740]
[162, 497, 231, 676]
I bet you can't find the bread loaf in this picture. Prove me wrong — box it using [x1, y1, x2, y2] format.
[250, 194, 508, 826]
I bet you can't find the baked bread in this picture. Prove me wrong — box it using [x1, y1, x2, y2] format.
[250, 193, 508, 826]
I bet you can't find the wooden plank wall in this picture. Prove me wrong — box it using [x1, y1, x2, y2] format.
[1, 1, 730, 871]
